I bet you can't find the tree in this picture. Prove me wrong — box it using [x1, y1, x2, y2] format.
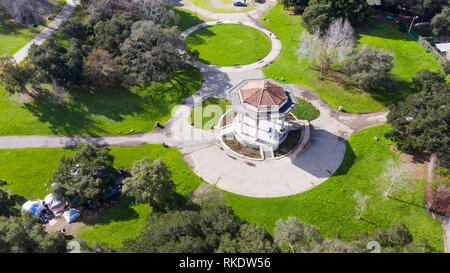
[48, 144, 116, 205]
[217, 223, 278, 253]
[0, 189, 20, 217]
[419, 0, 446, 18]
[412, 69, 447, 93]
[429, 182, 450, 215]
[28, 38, 68, 87]
[0, 55, 36, 94]
[431, 6, 450, 37]
[372, 222, 413, 249]
[303, 0, 372, 31]
[59, 16, 87, 40]
[344, 45, 393, 91]
[385, 73, 449, 167]
[94, 11, 137, 57]
[381, 159, 413, 198]
[87, 0, 124, 19]
[297, 29, 321, 68]
[121, 20, 190, 85]
[323, 17, 354, 67]
[0, 214, 66, 253]
[274, 217, 323, 253]
[64, 39, 85, 82]
[283, 0, 309, 10]
[352, 191, 371, 219]
[131, 0, 178, 27]
[0, 0, 43, 25]
[302, 3, 335, 33]
[298, 18, 354, 76]
[122, 157, 176, 209]
[82, 49, 121, 89]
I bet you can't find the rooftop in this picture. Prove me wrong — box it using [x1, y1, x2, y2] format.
[240, 80, 287, 108]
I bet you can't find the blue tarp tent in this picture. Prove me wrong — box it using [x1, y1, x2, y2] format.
[63, 209, 80, 223]
[21, 200, 45, 217]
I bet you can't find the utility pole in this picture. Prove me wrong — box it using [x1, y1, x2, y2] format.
[408, 16, 418, 33]
[290, 17, 295, 41]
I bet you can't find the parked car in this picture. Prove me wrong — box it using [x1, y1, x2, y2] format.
[233, 1, 247, 6]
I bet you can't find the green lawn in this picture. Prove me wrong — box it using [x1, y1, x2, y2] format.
[189, 97, 231, 130]
[173, 8, 204, 31]
[0, 18, 41, 55]
[0, 145, 205, 248]
[186, 23, 272, 67]
[291, 98, 320, 121]
[188, 0, 254, 13]
[0, 66, 202, 135]
[0, 125, 443, 251]
[223, 125, 444, 251]
[262, 5, 442, 113]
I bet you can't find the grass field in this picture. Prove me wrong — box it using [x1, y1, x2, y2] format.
[0, 66, 202, 136]
[291, 98, 320, 121]
[0, 18, 41, 55]
[0, 145, 205, 248]
[0, 126, 443, 251]
[261, 5, 442, 113]
[189, 97, 231, 130]
[186, 24, 272, 67]
[173, 8, 204, 31]
[223, 125, 444, 251]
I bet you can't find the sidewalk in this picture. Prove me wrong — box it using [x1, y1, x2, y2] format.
[13, 0, 77, 62]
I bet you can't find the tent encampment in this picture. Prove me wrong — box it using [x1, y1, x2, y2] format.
[44, 194, 62, 209]
[63, 209, 80, 223]
[21, 200, 45, 217]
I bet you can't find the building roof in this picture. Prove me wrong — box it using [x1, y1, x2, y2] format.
[240, 80, 287, 108]
[435, 43, 450, 52]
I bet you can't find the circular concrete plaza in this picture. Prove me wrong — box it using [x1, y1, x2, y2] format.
[181, 20, 282, 72]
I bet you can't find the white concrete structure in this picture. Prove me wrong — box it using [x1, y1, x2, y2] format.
[228, 79, 297, 149]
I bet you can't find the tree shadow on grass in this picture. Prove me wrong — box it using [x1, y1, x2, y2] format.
[82, 198, 141, 226]
[23, 96, 104, 135]
[355, 18, 415, 42]
[171, 8, 203, 31]
[387, 196, 423, 209]
[69, 85, 145, 123]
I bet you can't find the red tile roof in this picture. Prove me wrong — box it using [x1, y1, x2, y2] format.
[240, 80, 287, 108]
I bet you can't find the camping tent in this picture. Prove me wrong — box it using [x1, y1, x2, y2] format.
[21, 200, 45, 217]
[44, 194, 62, 209]
[63, 209, 80, 223]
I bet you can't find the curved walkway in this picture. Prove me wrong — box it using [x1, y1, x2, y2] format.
[181, 20, 281, 72]
[0, 1, 388, 197]
[13, 0, 78, 63]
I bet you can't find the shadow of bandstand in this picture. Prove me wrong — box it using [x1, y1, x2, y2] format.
[289, 127, 355, 179]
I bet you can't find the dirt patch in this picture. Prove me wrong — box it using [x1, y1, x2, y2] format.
[399, 152, 429, 180]
[44, 199, 122, 237]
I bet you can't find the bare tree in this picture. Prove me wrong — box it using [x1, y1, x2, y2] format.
[296, 17, 354, 77]
[297, 28, 321, 68]
[381, 159, 412, 198]
[130, 0, 178, 28]
[0, 0, 46, 25]
[82, 49, 121, 90]
[87, 0, 125, 18]
[324, 17, 354, 68]
[352, 191, 371, 220]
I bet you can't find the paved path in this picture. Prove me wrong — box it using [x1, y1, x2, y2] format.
[13, 0, 77, 63]
[0, 0, 388, 197]
[446, 216, 450, 253]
